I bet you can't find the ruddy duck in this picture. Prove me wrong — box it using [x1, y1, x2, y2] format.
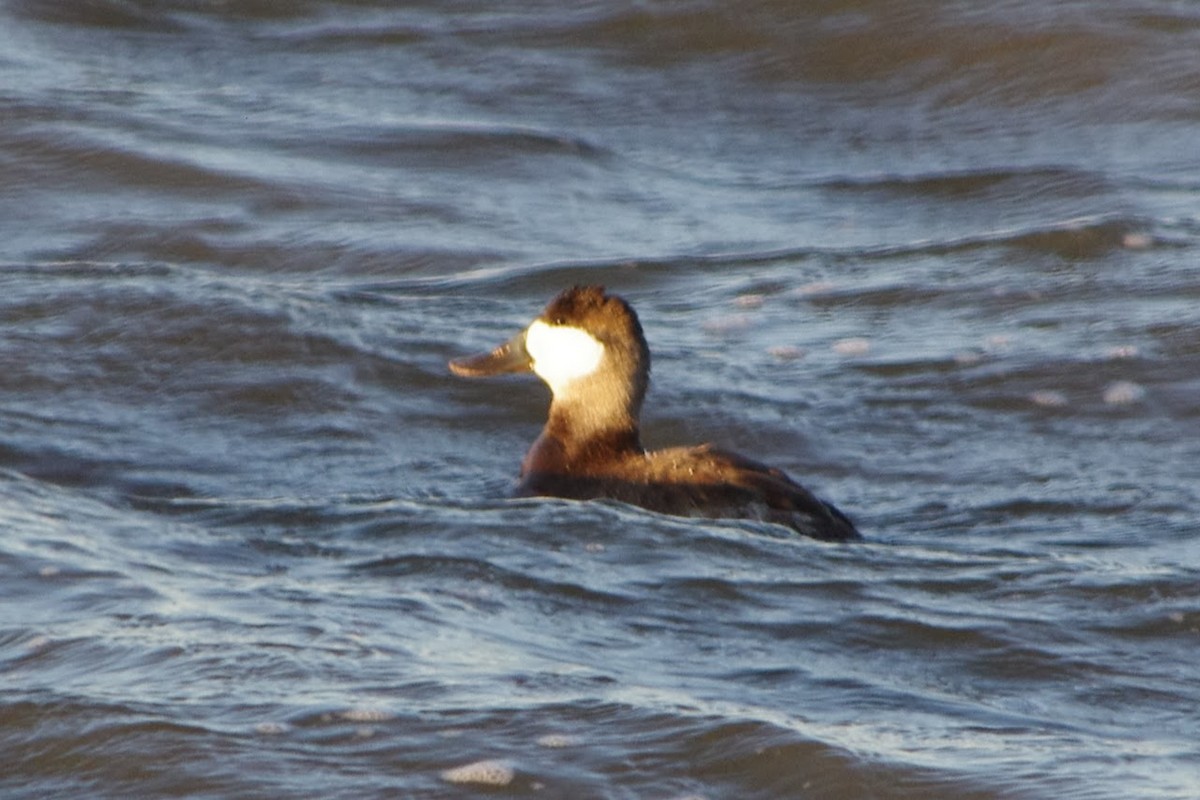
[449, 286, 860, 541]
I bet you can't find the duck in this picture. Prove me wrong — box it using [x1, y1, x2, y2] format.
[448, 286, 860, 541]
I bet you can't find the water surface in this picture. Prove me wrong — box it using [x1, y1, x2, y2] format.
[2, 1, 1198, 798]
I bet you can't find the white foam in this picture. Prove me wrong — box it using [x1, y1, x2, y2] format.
[832, 337, 870, 356]
[1103, 381, 1145, 405]
[440, 759, 515, 786]
[340, 708, 391, 722]
[768, 345, 806, 361]
[1030, 390, 1068, 408]
[536, 734, 581, 748]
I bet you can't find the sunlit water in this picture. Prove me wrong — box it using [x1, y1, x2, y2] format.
[2, 2, 1199, 798]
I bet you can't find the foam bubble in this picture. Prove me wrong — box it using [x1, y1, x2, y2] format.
[1103, 381, 1145, 405]
[1105, 345, 1138, 360]
[734, 293, 765, 309]
[1029, 390, 1068, 408]
[440, 759, 515, 786]
[767, 345, 806, 361]
[702, 315, 752, 335]
[340, 708, 391, 722]
[536, 734, 581, 748]
[832, 337, 870, 356]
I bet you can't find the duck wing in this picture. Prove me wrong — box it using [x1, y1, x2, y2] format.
[636, 444, 860, 542]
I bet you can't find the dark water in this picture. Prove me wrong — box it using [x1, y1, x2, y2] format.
[2, 1, 1199, 797]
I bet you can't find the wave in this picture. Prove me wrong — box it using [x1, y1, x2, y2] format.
[343, 212, 1157, 296]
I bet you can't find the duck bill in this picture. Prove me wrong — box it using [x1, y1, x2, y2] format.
[448, 331, 532, 377]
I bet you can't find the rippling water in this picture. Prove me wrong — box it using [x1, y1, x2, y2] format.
[3, 2, 1199, 798]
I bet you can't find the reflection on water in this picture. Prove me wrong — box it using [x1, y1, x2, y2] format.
[2, 1, 1199, 798]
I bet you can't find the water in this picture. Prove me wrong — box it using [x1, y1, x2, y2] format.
[2, 1, 1199, 797]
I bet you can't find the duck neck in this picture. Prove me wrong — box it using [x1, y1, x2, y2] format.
[523, 378, 644, 474]
[547, 400, 642, 453]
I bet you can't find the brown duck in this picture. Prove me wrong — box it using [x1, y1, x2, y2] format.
[449, 286, 860, 541]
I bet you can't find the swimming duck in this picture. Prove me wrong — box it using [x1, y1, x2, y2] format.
[449, 286, 860, 541]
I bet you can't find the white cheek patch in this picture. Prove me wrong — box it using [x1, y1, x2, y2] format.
[524, 320, 604, 396]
